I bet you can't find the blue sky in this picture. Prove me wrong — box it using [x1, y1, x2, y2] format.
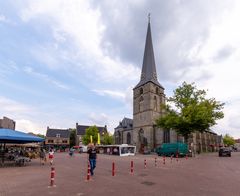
[1, 0, 240, 138]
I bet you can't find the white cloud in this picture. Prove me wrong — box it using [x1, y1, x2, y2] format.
[92, 89, 125, 100]
[19, 1, 140, 85]
[88, 112, 108, 126]
[0, 14, 10, 23]
[0, 96, 45, 134]
[15, 119, 43, 134]
[23, 66, 70, 90]
[0, 96, 33, 113]
[0, 60, 19, 77]
[213, 99, 240, 138]
[183, 2, 240, 102]
[92, 86, 133, 108]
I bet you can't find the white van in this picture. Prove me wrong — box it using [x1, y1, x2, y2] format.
[79, 145, 88, 153]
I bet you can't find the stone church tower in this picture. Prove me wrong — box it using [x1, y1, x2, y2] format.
[114, 18, 220, 154]
[132, 19, 167, 152]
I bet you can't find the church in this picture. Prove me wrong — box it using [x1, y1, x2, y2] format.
[114, 18, 222, 153]
[114, 19, 178, 153]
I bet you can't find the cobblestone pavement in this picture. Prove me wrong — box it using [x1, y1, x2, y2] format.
[1, 152, 240, 196]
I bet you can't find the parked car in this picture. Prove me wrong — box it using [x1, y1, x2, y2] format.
[219, 147, 231, 157]
[156, 142, 189, 157]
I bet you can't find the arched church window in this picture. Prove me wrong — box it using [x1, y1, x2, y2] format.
[127, 132, 131, 144]
[156, 87, 159, 94]
[140, 88, 143, 95]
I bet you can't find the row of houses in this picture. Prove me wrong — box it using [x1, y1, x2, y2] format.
[0, 116, 108, 150]
[45, 123, 108, 149]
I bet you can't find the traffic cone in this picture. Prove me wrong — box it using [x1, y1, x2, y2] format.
[130, 161, 134, 174]
[112, 162, 115, 176]
[86, 161, 91, 181]
[48, 167, 56, 187]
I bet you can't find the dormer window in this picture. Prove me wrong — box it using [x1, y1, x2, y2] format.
[140, 88, 143, 95]
[56, 134, 61, 138]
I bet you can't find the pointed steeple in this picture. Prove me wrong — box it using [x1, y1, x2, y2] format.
[134, 16, 164, 89]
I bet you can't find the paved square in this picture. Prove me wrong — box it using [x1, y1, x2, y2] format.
[1, 152, 240, 196]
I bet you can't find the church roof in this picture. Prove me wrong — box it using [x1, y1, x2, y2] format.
[134, 19, 164, 90]
[115, 117, 133, 129]
[76, 124, 107, 135]
[46, 128, 70, 138]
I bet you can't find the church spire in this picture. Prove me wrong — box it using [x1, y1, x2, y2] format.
[134, 15, 163, 89]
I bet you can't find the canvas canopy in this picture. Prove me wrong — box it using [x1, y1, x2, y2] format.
[0, 128, 44, 144]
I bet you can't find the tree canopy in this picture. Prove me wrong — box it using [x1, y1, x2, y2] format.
[102, 132, 113, 145]
[82, 125, 99, 145]
[223, 134, 235, 146]
[156, 82, 224, 141]
[69, 128, 76, 147]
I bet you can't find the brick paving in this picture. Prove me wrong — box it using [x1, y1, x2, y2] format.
[1, 152, 240, 196]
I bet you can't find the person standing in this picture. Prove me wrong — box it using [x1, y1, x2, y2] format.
[87, 143, 97, 176]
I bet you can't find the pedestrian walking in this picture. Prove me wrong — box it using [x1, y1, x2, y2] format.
[87, 143, 97, 176]
[40, 148, 46, 165]
[69, 148, 74, 157]
[48, 148, 54, 165]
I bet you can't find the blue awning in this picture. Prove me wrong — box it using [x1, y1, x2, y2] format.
[0, 128, 45, 144]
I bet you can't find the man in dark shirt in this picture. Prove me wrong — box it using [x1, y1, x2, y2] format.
[87, 144, 97, 176]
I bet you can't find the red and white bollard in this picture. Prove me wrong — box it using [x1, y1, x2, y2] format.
[163, 156, 166, 165]
[144, 159, 147, 169]
[112, 162, 115, 176]
[49, 167, 56, 187]
[186, 154, 188, 160]
[155, 157, 157, 167]
[130, 161, 134, 174]
[86, 161, 91, 181]
[176, 153, 179, 162]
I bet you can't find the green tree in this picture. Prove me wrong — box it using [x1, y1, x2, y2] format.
[82, 125, 99, 145]
[36, 133, 45, 139]
[102, 132, 113, 145]
[69, 129, 76, 147]
[156, 82, 224, 142]
[223, 134, 235, 146]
